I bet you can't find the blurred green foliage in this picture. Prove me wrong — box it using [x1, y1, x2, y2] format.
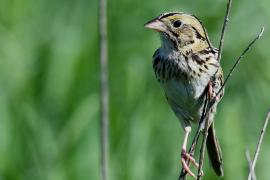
[0, 0, 270, 180]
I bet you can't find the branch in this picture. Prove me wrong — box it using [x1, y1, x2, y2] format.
[216, 27, 264, 97]
[197, 95, 210, 180]
[246, 149, 257, 180]
[99, 0, 109, 178]
[217, 0, 233, 62]
[248, 110, 270, 180]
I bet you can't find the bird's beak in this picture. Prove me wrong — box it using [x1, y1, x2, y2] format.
[144, 18, 167, 32]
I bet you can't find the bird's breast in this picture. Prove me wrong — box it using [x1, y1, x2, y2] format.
[153, 50, 216, 122]
[162, 77, 205, 121]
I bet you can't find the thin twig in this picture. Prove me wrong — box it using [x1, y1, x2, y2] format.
[217, 0, 233, 62]
[197, 95, 211, 180]
[248, 110, 270, 180]
[99, 0, 109, 178]
[178, 27, 264, 180]
[216, 27, 264, 97]
[246, 149, 257, 180]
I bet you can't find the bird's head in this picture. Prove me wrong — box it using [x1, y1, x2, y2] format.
[145, 12, 211, 53]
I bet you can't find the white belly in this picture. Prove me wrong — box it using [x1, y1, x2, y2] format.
[161, 76, 209, 123]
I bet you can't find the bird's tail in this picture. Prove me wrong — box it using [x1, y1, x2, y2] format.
[206, 122, 224, 177]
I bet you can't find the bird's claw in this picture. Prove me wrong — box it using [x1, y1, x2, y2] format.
[181, 150, 204, 179]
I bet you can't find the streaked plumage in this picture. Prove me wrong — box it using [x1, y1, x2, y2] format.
[145, 12, 224, 177]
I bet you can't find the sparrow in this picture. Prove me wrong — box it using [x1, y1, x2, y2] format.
[145, 12, 224, 178]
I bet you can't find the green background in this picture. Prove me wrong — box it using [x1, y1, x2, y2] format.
[0, 0, 270, 179]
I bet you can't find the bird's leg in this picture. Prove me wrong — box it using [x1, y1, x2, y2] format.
[180, 82, 215, 178]
[208, 81, 220, 102]
[208, 81, 213, 99]
[181, 127, 199, 178]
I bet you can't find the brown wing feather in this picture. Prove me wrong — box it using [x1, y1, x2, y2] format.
[207, 122, 224, 176]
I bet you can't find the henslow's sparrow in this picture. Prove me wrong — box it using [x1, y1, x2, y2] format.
[145, 12, 224, 178]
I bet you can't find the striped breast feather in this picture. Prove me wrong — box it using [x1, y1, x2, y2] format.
[152, 49, 188, 82]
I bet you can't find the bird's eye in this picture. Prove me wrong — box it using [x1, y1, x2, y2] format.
[173, 20, 182, 28]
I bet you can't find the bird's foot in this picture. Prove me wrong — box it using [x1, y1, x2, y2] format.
[208, 81, 221, 102]
[181, 149, 203, 179]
